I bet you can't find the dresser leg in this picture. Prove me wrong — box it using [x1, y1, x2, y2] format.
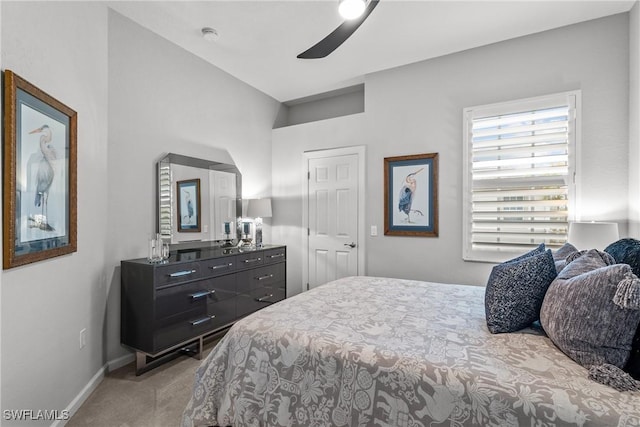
[135, 351, 149, 375]
[196, 336, 203, 360]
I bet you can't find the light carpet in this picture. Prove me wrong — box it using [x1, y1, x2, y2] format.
[67, 339, 220, 427]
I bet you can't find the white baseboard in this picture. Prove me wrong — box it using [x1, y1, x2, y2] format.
[52, 366, 106, 427]
[106, 352, 135, 372]
[50, 352, 134, 427]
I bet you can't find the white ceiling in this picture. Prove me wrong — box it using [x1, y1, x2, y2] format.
[108, 0, 635, 103]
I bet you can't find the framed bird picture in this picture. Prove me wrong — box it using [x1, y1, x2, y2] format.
[2, 70, 77, 269]
[177, 179, 201, 232]
[384, 153, 438, 237]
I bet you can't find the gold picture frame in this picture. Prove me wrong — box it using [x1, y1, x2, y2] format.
[3, 70, 78, 269]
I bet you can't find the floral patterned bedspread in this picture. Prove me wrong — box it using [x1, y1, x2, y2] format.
[182, 276, 640, 427]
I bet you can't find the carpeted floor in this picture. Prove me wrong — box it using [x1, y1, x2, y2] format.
[67, 338, 221, 427]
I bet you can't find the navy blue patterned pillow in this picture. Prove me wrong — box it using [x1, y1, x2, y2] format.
[627, 327, 640, 380]
[605, 238, 640, 277]
[506, 243, 545, 264]
[485, 249, 557, 334]
[603, 240, 640, 380]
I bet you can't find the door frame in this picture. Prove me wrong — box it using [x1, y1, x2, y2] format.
[302, 146, 366, 293]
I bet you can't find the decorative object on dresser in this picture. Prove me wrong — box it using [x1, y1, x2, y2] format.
[121, 244, 286, 375]
[147, 233, 169, 263]
[247, 198, 272, 248]
[221, 221, 234, 247]
[241, 221, 253, 247]
[3, 70, 78, 269]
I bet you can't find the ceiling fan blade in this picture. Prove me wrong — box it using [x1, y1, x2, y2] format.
[297, 0, 379, 59]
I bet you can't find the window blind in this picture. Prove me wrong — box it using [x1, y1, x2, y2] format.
[463, 93, 578, 262]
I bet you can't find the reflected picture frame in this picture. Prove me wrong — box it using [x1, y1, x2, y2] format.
[384, 153, 438, 237]
[3, 70, 78, 269]
[177, 178, 201, 232]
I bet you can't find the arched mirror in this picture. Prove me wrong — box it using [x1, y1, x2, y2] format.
[157, 153, 242, 245]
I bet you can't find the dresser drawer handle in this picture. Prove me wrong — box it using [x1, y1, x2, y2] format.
[244, 258, 262, 263]
[256, 274, 274, 281]
[268, 254, 285, 259]
[168, 269, 197, 278]
[189, 290, 215, 300]
[210, 263, 233, 270]
[190, 315, 216, 327]
[255, 294, 274, 303]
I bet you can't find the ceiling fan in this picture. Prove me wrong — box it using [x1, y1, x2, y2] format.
[297, 0, 380, 59]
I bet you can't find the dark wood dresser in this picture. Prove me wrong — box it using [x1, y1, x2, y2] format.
[121, 244, 286, 374]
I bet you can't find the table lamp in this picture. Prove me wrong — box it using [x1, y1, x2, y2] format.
[568, 221, 619, 250]
[247, 198, 272, 248]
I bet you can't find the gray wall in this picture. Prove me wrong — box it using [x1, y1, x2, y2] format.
[630, 2, 640, 236]
[106, 10, 282, 364]
[0, 3, 283, 421]
[283, 86, 365, 127]
[1, 2, 109, 423]
[273, 13, 632, 294]
[273, 114, 368, 294]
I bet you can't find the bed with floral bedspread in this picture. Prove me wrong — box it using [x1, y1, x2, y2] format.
[182, 276, 640, 427]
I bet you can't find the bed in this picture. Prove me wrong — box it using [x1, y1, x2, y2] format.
[182, 276, 640, 427]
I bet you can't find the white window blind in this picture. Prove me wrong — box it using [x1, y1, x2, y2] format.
[463, 92, 579, 263]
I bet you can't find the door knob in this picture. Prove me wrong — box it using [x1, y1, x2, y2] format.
[344, 242, 356, 248]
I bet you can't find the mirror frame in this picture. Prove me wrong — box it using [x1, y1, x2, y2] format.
[156, 153, 242, 245]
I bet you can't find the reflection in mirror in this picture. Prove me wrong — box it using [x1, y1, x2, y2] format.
[157, 153, 242, 246]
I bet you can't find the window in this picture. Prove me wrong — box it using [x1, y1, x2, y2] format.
[463, 92, 580, 263]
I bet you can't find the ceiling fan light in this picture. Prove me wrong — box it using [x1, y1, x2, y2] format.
[338, 0, 366, 20]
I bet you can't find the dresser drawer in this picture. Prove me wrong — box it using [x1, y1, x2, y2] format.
[154, 300, 236, 350]
[263, 248, 286, 264]
[200, 256, 237, 278]
[202, 273, 237, 296]
[237, 252, 264, 268]
[206, 297, 237, 326]
[236, 263, 285, 293]
[155, 262, 201, 288]
[236, 287, 286, 318]
[156, 280, 235, 319]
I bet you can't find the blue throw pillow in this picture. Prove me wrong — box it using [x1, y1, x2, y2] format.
[604, 239, 640, 380]
[505, 243, 545, 264]
[485, 249, 557, 334]
[627, 327, 640, 380]
[605, 238, 640, 277]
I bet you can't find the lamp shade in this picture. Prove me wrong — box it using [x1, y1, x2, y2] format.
[567, 221, 619, 250]
[247, 198, 272, 219]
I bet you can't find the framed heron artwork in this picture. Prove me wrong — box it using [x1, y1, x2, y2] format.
[2, 70, 77, 269]
[384, 153, 438, 237]
[177, 179, 201, 232]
